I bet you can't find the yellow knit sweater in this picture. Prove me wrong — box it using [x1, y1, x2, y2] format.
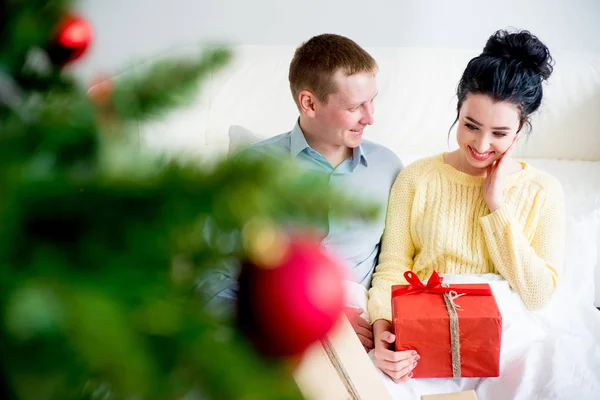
[368, 154, 565, 322]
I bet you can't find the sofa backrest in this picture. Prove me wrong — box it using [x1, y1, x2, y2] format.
[140, 45, 600, 162]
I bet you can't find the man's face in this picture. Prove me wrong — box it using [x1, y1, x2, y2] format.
[312, 70, 377, 149]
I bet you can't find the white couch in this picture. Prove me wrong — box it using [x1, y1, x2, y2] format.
[139, 45, 600, 307]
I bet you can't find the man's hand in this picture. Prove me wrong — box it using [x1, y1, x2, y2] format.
[344, 307, 374, 352]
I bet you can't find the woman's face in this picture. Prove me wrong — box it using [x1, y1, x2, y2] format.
[456, 93, 521, 172]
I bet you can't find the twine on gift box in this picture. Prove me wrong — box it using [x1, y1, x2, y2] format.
[321, 337, 361, 400]
[443, 290, 466, 378]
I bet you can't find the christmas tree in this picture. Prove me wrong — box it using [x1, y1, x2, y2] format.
[0, 1, 376, 399]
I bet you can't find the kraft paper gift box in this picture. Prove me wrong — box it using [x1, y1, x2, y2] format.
[421, 389, 479, 399]
[392, 271, 502, 378]
[293, 315, 392, 400]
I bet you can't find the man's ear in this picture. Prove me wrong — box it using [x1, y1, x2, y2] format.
[299, 90, 318, 118]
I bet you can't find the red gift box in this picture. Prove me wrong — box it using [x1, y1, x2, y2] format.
[392, 271, 502, 378]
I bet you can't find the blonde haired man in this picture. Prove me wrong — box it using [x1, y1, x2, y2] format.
[210, 34, 402, 352]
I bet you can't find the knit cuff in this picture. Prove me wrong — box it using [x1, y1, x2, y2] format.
[368, 305, 392, 324]
[367, 291, 393, 324]
[479, 205, 513, 236]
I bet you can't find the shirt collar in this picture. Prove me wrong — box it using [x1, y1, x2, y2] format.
[290, 120, 369, 168]
[290, 120, 311, 158]
[352, 145, 369, 169]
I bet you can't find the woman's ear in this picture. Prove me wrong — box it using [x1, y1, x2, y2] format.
[517, 116, 530, 133]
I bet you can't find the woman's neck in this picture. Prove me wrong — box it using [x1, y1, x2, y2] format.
[444, 150, 523, 177]
[445, 150, 488, 177]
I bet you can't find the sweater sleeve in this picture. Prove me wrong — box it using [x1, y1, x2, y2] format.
[479, 179, 565, 310]
[368, 168, 417, 323]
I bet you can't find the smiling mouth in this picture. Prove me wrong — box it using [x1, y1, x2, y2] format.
[468, 146, 494, 161]
[350, 129, 363, 136]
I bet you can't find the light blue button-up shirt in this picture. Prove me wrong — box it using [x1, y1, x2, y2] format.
[250, 121, 403, 289]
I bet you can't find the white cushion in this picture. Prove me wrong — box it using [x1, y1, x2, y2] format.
[228, 125, 264, 155]
[560, 210, 599, 305]
[523, 159, 600, 306]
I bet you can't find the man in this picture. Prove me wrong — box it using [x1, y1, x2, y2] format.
[204, 34, 402, 352]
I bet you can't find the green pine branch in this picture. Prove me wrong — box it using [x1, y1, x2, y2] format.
[0, 150, 378, 400]
[0, 1, 72, 73]
[109, 48, 232, 123]
[0, 2, 379, 399]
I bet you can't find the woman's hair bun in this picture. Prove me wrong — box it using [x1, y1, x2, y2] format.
[482, 29, 553, 80]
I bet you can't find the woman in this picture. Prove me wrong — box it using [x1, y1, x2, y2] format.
[367, 29, 565, 383]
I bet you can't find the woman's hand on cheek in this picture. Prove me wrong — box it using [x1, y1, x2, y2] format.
[483, 136, 518, 212]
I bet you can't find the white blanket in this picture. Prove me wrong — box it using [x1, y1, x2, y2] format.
[345, 274, 600, 400]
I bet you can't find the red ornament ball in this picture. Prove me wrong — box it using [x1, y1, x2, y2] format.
[237, 235, 347, 358]
[47, 14, 93, 66]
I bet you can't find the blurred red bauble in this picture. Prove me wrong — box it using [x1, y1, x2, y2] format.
[47, 14, 93, 66]
[238, 234, 346, 358]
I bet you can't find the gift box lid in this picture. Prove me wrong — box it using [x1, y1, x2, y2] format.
[392, 283, 501, 321]
[421, 389, 478, 399]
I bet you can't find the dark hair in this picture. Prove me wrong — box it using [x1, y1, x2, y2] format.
[452, 29, 554, 134]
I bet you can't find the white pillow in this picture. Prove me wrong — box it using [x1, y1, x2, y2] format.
[522, 159, 600, 306]
[228, 125, 266, 156]
[597, 228, 600, 307]
[558, 210, 600, 305]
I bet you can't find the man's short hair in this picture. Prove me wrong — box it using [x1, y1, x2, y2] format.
[289, 34, 378, 108]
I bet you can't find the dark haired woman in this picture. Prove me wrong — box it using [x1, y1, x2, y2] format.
[367, 29, 564, 382]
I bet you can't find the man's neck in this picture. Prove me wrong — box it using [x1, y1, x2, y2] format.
[316, 145, 353, 168]
[298, 119, 354, 168]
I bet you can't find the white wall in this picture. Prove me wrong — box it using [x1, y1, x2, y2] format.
[73, 0, 600, 81]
